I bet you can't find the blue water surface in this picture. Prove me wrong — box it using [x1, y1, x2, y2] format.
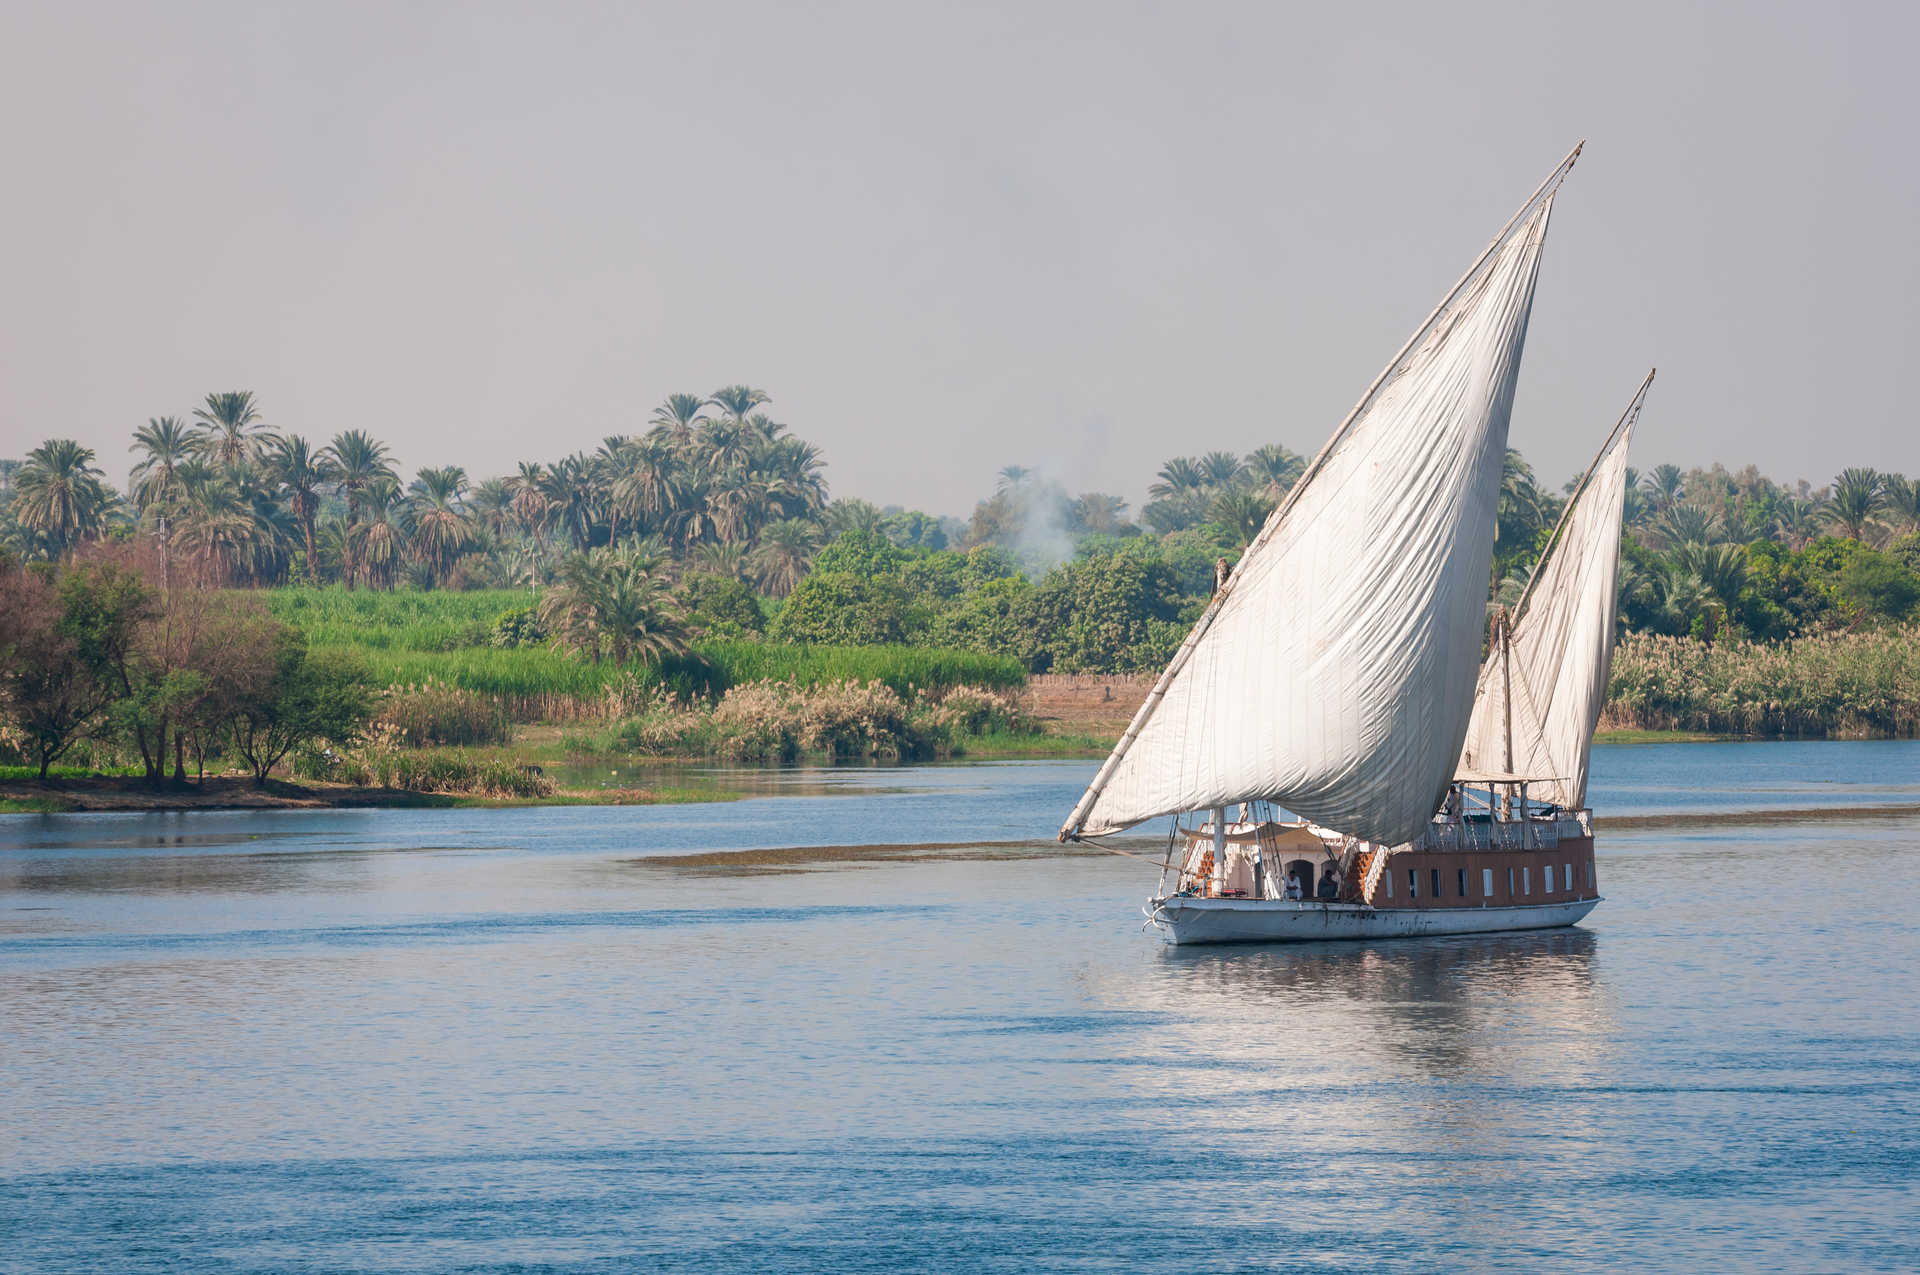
[1, 741, 1916, 1272]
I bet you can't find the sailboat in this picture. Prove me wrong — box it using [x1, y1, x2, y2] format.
[1058, 144, 1643, 945]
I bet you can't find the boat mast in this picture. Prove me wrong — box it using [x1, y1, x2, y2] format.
[1500, 613, 1514, 776]
[1060, 141, 1585, 842]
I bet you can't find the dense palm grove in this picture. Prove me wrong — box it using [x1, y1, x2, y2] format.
[4, 387, 1920, 676]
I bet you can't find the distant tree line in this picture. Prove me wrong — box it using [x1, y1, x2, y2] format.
[4, 389, 1919, 675]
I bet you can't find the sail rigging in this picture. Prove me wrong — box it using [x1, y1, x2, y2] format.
[1459, 371, 1654, 809]
[1061, 146, 1580, 844]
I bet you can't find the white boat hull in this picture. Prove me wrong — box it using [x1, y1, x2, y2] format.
[1147, 895, 1601, 946]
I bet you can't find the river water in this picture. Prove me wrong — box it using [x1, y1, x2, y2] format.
[2, 740, 1917, 1272]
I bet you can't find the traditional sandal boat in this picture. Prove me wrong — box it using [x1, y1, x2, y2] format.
[1057, 144, 1651, 945]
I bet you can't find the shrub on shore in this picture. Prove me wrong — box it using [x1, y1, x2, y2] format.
[325, 748, 554, 799]
[1603, 627, 1920, 737]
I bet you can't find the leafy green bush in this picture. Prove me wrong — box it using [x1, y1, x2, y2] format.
[490, 606, 546, 648]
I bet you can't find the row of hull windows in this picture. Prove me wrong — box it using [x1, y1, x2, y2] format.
[1385, 861, 1594, 901]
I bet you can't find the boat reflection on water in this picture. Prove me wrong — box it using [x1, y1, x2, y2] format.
[1116, 929, 1613, 1102]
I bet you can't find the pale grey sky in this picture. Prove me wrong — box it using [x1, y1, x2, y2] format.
[3, 1, 1915, 515]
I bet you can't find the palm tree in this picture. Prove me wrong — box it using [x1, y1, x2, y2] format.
[539, 454, 596, 552]
[755, 436, 827, 519]
[350, 479, 406, 589]
[264, 434, 336, 577]
[826, 498, 882, 536]
[1197, 451, 1244, 490]
[707, 385, 770, 424]
[706, 466, 763, 546]
[696, 418, 753, 473]
[691, 541, 750, 581]
[1209, 487, 1274, 544]
[744, 412, 787, 445]
[538, 547, 688, 665]
[469, 477, 515, 538]
[1497, 449, 1548, 545]
[1070, 492, 1128, 535]
[649, 393, 709, 448]
[752, 518, 821, 597]
[508, 461, 550, 541]
[171, 473, 264, 585]
[321, 430, 397, 587]
[1620, 467, 1653, 534]
[668, 468, 719, 549]
[1149, 457, 1204, 500]
[191, 391, 269, 470]
[1642, 464, 1685, 512]
[129, 417, 195, 514]
[1671, 541, 1749, 607]
[1773, 496, 1823, 549]
[14, 439, 115, 558]
[1824, 467, 1885, 542]
[1657, 569, 1715, 637]
[1244, 444, 1305, 499]
[610, 435, 680, 541]
[1878, 474, 1920, 539]
[1649, 504, 1724, 550]
[408, 466, 473, 584]
[130, 417, 196, 584]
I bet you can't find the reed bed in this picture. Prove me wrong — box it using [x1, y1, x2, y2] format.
[374, 680, 514, 748]
[1604, 627, 1920, 738]
[314, 640, 1023, 724]
[570, 681, 1036, 763]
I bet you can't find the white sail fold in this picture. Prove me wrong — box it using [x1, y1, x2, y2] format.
[1458, 376, 1649, 809]
[1062, 193, 1558, 844]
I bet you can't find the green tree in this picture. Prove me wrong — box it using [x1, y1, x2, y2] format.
[769, 571, 915, 645]
[228, 631, 374, 783]
[681, 572, 765, 637]
[1031, 549, 1183, 672]
[1, 562, 154, 777]
[1840, 550, 1920, 621]
[812, 528, 906, 578]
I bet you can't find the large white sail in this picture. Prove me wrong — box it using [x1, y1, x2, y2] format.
[1062, 151, 1576, 844]
[1459, 372, 1652, 809]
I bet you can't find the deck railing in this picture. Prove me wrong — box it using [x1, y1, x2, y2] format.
[1411, 811, 1591, 854]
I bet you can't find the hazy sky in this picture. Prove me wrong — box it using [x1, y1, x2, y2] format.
[3, 1, 1916, 516]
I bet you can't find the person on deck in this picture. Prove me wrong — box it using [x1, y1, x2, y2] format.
[1285, 873, 1303, 901]
[1317, 869, 1340, 901]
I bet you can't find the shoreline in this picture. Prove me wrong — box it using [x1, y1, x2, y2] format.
[0, 774, 739, 814]
[7, 725, 1904, 817]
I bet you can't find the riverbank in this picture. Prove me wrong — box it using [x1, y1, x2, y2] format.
[0, 725, 1782, 815]
[0, 774, 736, 814]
